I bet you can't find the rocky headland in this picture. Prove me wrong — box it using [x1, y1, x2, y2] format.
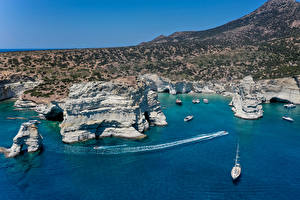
[0, 120, 43, 158]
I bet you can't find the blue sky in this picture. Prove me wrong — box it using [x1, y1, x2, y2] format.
[0, 0, 266, 49]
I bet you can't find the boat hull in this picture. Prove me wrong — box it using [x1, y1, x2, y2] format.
[231, 166, 241, 181]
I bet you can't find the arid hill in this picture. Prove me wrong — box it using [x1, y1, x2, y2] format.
[0, 0, 299, 100]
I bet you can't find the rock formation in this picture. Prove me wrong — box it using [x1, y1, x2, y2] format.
[230, 76, 264, 120]
[60, 78, 167, 143]
[0, 120, 43, 158]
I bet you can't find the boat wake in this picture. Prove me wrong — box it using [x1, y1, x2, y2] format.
[55, 131, 228, 155]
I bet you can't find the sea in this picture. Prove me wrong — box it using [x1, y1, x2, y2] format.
[0, 93, 300, 200]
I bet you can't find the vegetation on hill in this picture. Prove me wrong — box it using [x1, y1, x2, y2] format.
[0, 0, 299, 100]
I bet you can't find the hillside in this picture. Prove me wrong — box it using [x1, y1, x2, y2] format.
[0, 0, 299, 100]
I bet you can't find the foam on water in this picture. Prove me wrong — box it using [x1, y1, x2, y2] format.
[55, 131, 228, 155]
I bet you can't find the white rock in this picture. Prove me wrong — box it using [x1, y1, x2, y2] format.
[60, 79, 167, 143]
[0, 120, 43, 158]
[230, 76, 263, 120]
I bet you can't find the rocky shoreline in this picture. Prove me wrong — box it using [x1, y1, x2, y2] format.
[0, 74, 299, 144]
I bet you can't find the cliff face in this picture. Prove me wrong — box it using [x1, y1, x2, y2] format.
[0, 81, 39, 101]
[60, 79, 167, 143]
[257, 76, 300, 104]
[229, 76, 264, 119]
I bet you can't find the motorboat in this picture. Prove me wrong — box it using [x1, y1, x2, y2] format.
[176, 99, 182, 105]
[284, 104, 296, 109]
[184, 115, 194, 122]
[282, 116, 294, 122]
[192, 99, 200, 104]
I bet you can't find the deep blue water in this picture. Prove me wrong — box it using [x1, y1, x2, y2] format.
[0, 94, 300, 200]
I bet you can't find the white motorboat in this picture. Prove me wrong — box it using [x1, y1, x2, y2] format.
[284, 104, 296, 109]
[203, 99, 209, 104]
[184, 115, 194, 122]
[192, 99, 200, 104]
[176, 99, 182, 105]
[282, 116, 294, 122]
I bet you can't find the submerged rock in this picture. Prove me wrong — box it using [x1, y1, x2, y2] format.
[60, 78, 167, 143]
[230, 76, 263, 120]
[0, 120, 43, 158]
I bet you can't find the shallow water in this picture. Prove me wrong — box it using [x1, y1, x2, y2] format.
[0, 94, 300, 200]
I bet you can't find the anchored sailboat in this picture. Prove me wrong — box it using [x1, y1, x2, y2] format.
[282, 88, 296, 122]
[231, 143, 241, 181]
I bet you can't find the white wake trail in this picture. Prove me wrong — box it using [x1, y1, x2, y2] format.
[58, 131, 228, 155]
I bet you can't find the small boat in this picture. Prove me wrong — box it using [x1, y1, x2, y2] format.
[93, 146, 102, 150]
[282, 116, 294, 122]
[176, 99, 182, 105]
[231, 144, 241, 181]
[184, 115, 194, 122]
[284, 104, 296, 109]
[203, 99, 209, 104]
[192, 99, 200, 104]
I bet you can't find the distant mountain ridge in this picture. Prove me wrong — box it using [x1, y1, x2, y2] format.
[143, 0, 300, 46]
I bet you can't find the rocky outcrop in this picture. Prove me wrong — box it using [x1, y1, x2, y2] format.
[0, 120, 43, 158]
[230, 76, 263, 119]
[60, 79, 167, 143]
[0, 81, 39, 101]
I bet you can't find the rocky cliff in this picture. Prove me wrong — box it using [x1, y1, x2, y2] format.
[257, 76, 300, 104]
[60, 78, 167, 143]
[0, 81, 39, 101]
[0, 120, 43, 158]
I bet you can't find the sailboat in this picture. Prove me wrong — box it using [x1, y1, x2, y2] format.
[231, 143, 241, 181]
[282, 89, 295, 122]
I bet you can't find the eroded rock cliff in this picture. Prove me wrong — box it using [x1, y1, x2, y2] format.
[230, 76, 264, 119]
[60, 78, 167, 143]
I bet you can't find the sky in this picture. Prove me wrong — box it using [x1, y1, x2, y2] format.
[0, 0, 267, 49]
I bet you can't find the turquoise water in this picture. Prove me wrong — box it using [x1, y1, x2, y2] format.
[1, 94, 300, 200]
